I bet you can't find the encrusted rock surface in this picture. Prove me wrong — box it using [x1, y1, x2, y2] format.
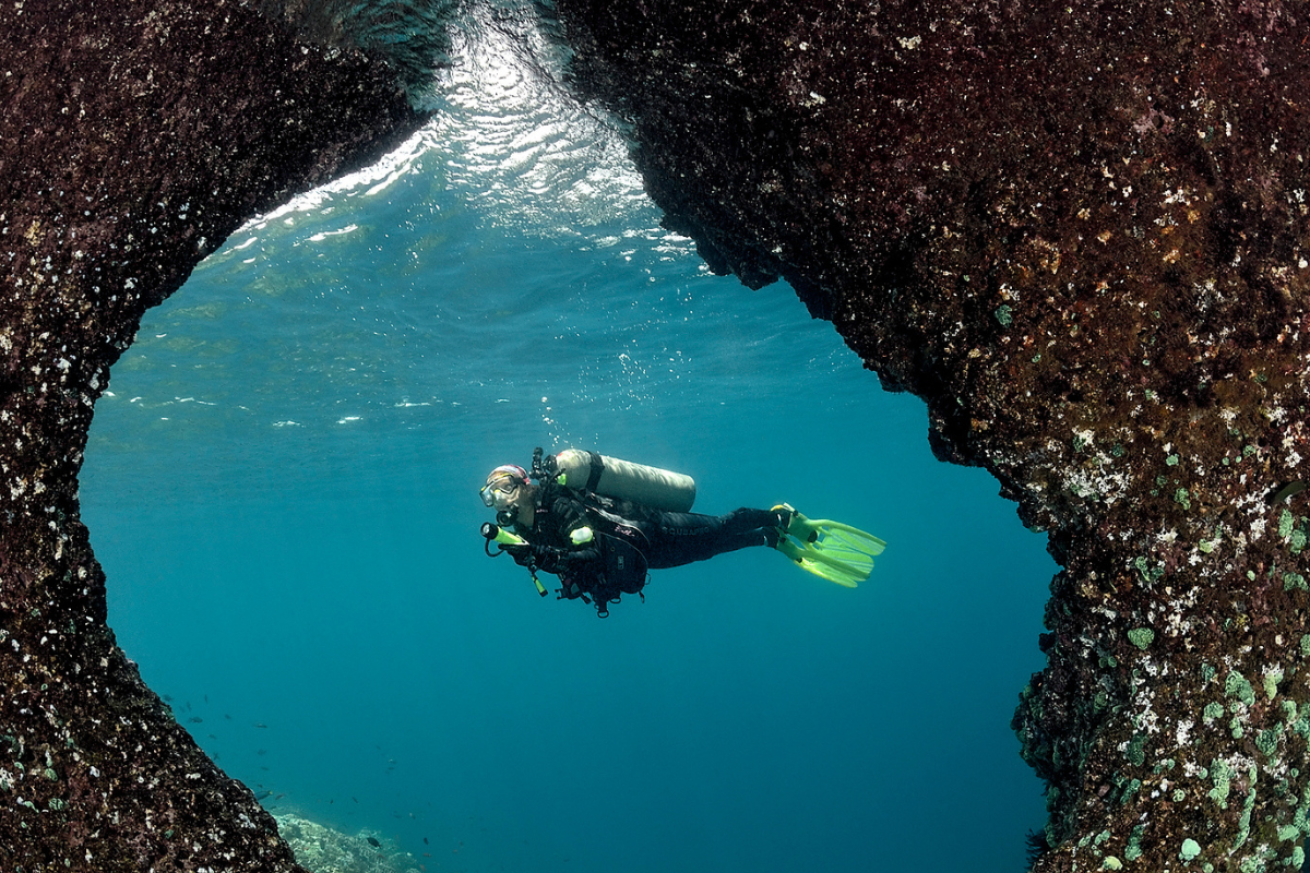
[275, 813, 422, 873]
[0, 1, 424, 868]
[5, 0, 1310, 869]
[551, 0, 1310, 868]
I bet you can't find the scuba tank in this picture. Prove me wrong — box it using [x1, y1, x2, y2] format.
[542, 448, 696, 513]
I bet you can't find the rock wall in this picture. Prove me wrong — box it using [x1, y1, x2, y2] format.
[550, 0, 1310, 868]
[0, 1, 425, 868]
[5, 0, 1309, 869]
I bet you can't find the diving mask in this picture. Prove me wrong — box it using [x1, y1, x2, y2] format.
[480, 478, 520, 509]
[480, 464, 529, 509]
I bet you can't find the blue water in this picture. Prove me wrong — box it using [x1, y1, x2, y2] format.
[81, 20, 1056, 873]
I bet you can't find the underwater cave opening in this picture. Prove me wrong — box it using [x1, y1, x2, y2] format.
[78, 8, 1058, 873]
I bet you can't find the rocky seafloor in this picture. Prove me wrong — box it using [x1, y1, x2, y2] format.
[3, 0, 1309, 871]
[275, 814, 422, 873]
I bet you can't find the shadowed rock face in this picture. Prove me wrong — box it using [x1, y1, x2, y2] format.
[0, 1, 423, 867]
[4, 0, 1309, 869]
[551, 0, 1310, 867]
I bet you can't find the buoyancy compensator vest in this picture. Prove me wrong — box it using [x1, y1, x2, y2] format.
[529, 483, 652, 617]
[518, 447, 696, 616]
[554, 527, 650, 618]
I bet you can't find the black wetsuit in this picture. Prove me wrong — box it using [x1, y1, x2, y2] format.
[510, 482, 782, 616]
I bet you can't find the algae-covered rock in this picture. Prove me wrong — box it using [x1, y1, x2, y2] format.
[0, 0, 427, 867]
[548, 0, 1310, 867]
[4, 0, 1309, 869]
[276, 814, 421, 873]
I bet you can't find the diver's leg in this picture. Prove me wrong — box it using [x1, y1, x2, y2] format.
[722, 507, 788, 532]
[645, 508, 783, 568]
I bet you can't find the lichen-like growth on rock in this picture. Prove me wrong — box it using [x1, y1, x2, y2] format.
[1226, 670, 1257, 708]
[548, 0, 1310, 867]
[0, 0, 427, 866]
[1127, 628, 1154, 651]
[4, 0, 1310, 868]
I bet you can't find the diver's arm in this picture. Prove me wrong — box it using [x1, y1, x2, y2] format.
[509, 542, 600, 575]
[506, 491, 602, 574]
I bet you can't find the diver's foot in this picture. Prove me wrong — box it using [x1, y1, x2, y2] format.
[772, 503, 818, 542]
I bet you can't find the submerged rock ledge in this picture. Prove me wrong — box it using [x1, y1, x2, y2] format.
[0, 1, 425, 868]
[552, 0, 1310, 868]
[2, 0, 1308, 869]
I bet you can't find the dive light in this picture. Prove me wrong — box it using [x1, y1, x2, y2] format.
[481, 522, 523, 546]
[481, 523, 548, 597]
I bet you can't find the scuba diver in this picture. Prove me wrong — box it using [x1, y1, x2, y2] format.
[480, 448, 886, 617]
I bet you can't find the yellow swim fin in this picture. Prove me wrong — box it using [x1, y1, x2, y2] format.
[771, 505, 886, 588]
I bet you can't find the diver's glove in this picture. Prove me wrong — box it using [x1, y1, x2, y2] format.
[511, 543, 600, 576]
[505, 542, 564, 572]
[529, 544, 563, 572]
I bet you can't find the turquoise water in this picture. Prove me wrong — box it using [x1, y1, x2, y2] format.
[81, 20, 1055, 873]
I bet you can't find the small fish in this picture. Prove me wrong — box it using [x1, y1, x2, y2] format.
[366, 836, 381, 849]
[254, 790, 273, 801]
[275, 793, 286, 800]
[257, 749, 267, 756]
[352, 797, 359, 803]
[253, 722, 269, 729]
[224, 714, 233, 720]
[187, 717, 203, 724]
[423, 837, 429, 845]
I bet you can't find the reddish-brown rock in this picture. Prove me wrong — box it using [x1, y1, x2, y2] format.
[0, 1, 425, 868]
[4, 0, 1310, 868]
[551, 0, 1310, 867]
